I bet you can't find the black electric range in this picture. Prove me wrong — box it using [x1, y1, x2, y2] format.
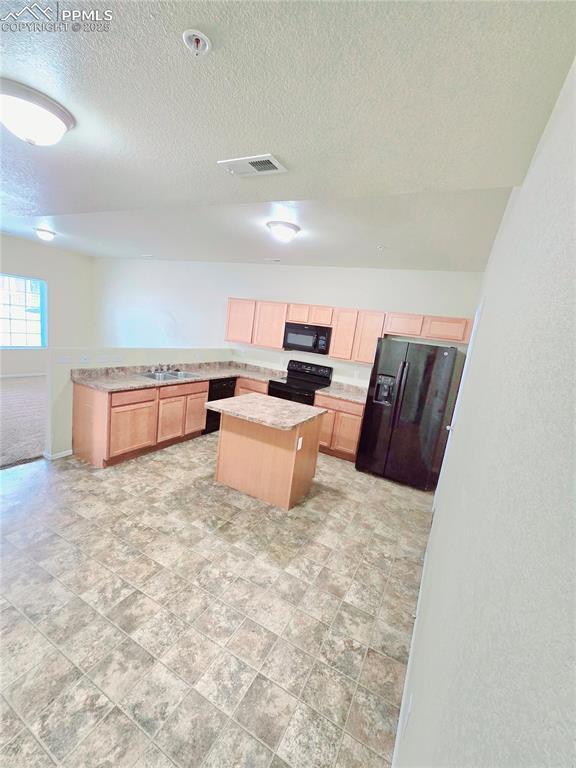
[268, 360, 333, 405]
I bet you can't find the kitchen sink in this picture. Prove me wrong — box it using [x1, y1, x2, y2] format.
[140, 371, 201, 382]
[168, 371, 201, 380]
[141, 372, 176, 381]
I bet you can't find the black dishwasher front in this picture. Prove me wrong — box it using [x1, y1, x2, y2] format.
[204, 377, 236, 433]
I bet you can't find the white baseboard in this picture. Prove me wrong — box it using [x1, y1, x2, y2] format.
[43, 449, 73, 460]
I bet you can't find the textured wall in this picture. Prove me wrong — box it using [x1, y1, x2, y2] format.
[92, 259, 482, 352]
[0, 236, 95, 374]
[393, 63, 575, 766]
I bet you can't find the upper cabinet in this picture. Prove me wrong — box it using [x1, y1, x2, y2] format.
[309, 305, 333, 325]
[352, 310, 385, 363]
[286, 304, 310, 323]
[421, 315, 471, 342]
[225, 298, 256, 344]
[383, 312, 424, 337]
[252, 301, 288, 349]
[225, 297, 472, 354]
[329, 308, 359, 359]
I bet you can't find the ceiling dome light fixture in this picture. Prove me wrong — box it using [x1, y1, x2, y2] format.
[35, 228, 56, 242]
[0, 79, 75, 146]
[266, 221, 300, 244]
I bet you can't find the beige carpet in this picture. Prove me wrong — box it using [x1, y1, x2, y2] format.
[0, 376, 46, 468]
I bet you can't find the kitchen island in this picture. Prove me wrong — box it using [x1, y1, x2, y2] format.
[206, 393, 326, 510]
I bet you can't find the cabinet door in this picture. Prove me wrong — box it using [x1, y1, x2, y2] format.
[331, 412, 363, 456]
[421, 315, 471, 342]
[309, 305, 333, 325]
[352, 310, 385, 363]
[109, 401, 158, 457]
[225, 298, 256, 343]
[185, 392, 208, 434]
[157, 396, 185, 442]
[383, 312, 424, 337]
[252, 301, 288, 348]
[287, 304, 310, 323]
[329, 308, 359, 359]
[319, 409, 336, 447]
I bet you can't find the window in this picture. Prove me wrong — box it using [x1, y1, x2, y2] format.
[0, 274, 47, 348]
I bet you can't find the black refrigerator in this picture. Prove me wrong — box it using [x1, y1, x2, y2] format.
[356, 339, 463, 491]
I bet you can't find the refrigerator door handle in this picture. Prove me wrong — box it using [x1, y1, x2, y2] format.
[392, 361, 409, 429]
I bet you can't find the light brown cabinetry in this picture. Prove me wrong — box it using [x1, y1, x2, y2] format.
[252, 301, 287, 349]
[185, 392, 208, 434]
[157, 396, 186, 442]
[225, 298, 256, 344]
[309, 305, 333, 325]
[329, 308, 359, 359]
[235, 378, 268, 396]
[352, 310, 386, 363]
[287, 304, 310, 323]
[314, 393, 364, 461]
[109, 397, 158, 458]
[383, 313, 424, 337]
[421, 315, 471, 342]
[73, 380, 209, 468]
[318, 409, 336, 448]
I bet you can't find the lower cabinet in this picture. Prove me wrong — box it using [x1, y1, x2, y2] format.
[319, 410, 336, 448]
[185, 392, 208, 434]
[157, 396, 186, 442]
[235, 378, 268, 396]
[331, 412, 363, 455]
[315, 393, 364, 460]
[73, 380, 209, 468]
[109, 398, 158, 458]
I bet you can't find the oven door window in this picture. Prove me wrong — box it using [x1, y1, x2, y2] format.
[285, 330, 317, 350]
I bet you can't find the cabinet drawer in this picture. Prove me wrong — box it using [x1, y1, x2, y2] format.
[159, 381, 208, 399]
[235, 378, 268, 395]
[111, 388, 157, 407]
[314, 394, 364, 417]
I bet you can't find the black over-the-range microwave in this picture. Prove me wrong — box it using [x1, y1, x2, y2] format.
[283, 322, 332, 355]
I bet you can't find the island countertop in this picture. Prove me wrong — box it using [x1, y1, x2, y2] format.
[206, 393, 326, 431]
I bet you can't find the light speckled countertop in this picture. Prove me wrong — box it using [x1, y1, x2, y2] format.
[71, 362, 368, 404]
[206, 392, 326, 430]
[71, 363, 281, 393]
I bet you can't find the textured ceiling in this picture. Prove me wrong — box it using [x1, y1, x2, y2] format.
[1, 1, 574, 268]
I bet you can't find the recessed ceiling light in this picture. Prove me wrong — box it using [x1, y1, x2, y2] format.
[266, 221, 300, 244]
[0, 79, 75, 146]
[35, 228, 56, 242]
[376, 244, 388, 251]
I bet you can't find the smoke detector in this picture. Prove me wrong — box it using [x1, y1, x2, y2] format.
[217, 154, 287, 177]
[182, 30, 212, 57]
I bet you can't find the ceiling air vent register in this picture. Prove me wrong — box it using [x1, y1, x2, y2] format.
[217, 154, 287, 177]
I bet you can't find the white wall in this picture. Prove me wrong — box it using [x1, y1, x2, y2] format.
[394, 63, 575, 767]
[0, 235, 95, 375]
[92, 259, 482, 361]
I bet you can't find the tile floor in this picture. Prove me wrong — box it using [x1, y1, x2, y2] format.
[0, 433, 431, 768]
